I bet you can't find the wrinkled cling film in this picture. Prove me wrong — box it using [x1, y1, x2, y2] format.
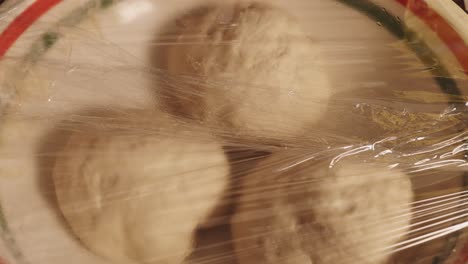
[0, 1, 467, 264]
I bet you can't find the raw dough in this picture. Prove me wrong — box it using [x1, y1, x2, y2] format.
[53, 113, 229, 264]
[156, 2, 330, 142]
[231, 154, 413, 264]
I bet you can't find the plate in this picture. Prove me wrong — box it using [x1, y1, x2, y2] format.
[0, 1, 467, 264]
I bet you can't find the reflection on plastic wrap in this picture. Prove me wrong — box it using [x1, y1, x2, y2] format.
[0, 0, 467, 264]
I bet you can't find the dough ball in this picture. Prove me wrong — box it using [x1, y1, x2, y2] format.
[231, 154, 413, 264]
[156, 2, 330, 142]
[53, 114, 229, 264]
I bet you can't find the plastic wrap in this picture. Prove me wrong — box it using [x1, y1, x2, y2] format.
[0, 0, 466, 264]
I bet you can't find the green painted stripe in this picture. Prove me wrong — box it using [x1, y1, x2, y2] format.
[27, 0, 121, 66]
[0, 2, 121, 263]
[0, 204, 27, 264]
[0, 206, 7, 232]
[336, 0, 461, 98]
[331, 5, 466, 261]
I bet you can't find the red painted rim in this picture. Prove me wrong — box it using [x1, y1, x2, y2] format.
[0, 0, 62, 58]
[396, 0, 468, 74]
[0, 0, 466, 71]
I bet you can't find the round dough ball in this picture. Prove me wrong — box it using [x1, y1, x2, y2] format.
[156, 2, 330, 141]
[231, 154, 413, 264]
[53, 115, 229, 264]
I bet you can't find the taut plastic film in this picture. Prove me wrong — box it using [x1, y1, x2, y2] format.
[0, 0, 467, 264]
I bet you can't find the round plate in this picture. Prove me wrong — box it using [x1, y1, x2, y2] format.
[0, 1, 467, 264]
